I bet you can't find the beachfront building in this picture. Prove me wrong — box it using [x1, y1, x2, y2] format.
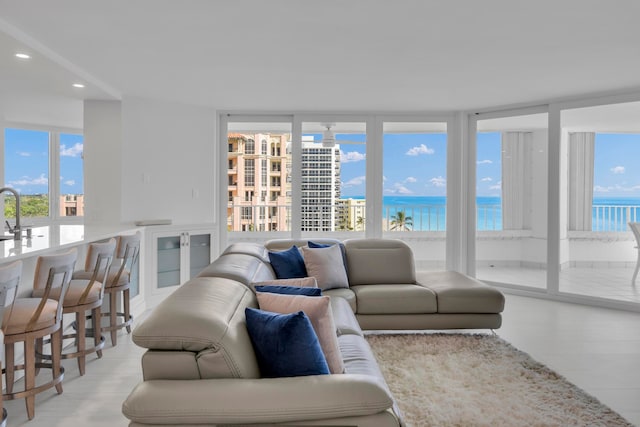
[336, 198, 367, 231]
[301, 141, 341, 232]
[227, 133, 290, 232]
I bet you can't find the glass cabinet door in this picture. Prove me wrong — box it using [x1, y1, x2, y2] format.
[157, 235, 182, 288]
[189, 233, 211, 279]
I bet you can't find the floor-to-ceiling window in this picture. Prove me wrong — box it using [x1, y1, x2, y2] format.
[382, 120, 448, 270]
[225, 120, 293, 234]
[299, 121, 367, 237]
[559, 101, 640, 304]
[474, 111, 549, 290]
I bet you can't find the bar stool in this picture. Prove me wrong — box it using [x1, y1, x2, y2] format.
[101, 232, 140, 346]
[0, 261, 21, 427]
[1, 249, 77, 420]
[35, 238, 116, 375]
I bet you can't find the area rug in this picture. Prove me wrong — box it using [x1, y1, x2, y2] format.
[365, 333, 633, 427]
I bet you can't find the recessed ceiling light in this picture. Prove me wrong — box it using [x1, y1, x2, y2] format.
[72, 83, 85, 88]
[15, 53, 31, 59]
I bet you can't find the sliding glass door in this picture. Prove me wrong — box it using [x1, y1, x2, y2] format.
[474, 111, 549, 291]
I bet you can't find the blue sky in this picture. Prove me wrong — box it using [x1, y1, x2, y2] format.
[315, 132, 449, 198]
[4, 128, 83, 195]
[5, 128, 640, 200]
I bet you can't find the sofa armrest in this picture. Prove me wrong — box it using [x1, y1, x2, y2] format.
[123, 374, 394, 425]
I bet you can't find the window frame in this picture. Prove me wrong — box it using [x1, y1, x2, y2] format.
[2, 123, 84, 225]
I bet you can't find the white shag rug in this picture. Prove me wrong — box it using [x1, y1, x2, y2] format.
[366, 333, 633, 427]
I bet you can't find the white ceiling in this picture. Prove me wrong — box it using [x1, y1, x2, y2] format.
[1, 0, 640, 130]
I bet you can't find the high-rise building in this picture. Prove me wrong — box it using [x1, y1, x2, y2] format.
[227, 136, 342, 232]
[301, 141, 341, 232]
[227, 133, 290, 232]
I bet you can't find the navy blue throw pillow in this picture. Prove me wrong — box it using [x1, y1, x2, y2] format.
[244, 308, 330, 378]
[308, 241, 349, 274]
[268, 246, 307, 279]
[255, 285, 322, 297]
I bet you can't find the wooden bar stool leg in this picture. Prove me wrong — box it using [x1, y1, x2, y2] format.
[25, 338, 36, 420]
[110, 292, 118, 346]
[124, 288, 132, 334]
[4, 343, 14, 394]
[51, 329, 64, 395]
[35, 337, 43, 375]
[76, 312, 86, 376]
[93, 307, 103, 358]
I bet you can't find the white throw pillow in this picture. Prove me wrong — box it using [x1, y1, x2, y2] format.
[301, 244, 349, 291]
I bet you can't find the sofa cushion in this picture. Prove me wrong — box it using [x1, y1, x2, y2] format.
[330, 296, 363, 336]
[255, 285, 322, 297]
[132, 277, 260, 379]
[256, 293, 345, 374]
[344, 239, 416, 286]
[351, 284, 438, 314]
[245, 308, 329, 378]
[301, 244, 350, 291]
[222, 242, 270, 262]
[417, 271, 505, 314]
[324, 288, 357, 312]
[197, 253, 275, 285]
[268, 246, 307, 279]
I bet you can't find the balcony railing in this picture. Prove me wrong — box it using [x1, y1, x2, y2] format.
[226, 202, 640, 232]
[592, 204, 640, 232]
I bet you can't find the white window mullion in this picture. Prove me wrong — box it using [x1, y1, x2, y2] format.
[50, 132, 60, 220]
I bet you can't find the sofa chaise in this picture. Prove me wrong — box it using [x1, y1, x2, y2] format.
[122, 238, 505, 426]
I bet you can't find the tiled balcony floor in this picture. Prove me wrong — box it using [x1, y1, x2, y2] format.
[477, 265, 640, 304]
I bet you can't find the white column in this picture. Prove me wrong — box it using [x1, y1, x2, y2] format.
[502, 132, 532, 230]
[568, 132, 594, 231]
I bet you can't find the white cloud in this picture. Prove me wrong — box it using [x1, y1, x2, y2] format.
[64, 179, 76, 186]
[477, 159, 493, 164]
[60, 142, 83, 157]
[611, 166, 625, 174]
[430, 176, 446, 187]
[17, 151, 30, 157]
[343, 176, 366, 187]
[385, 182, 413, 195]
[9, 173, 48, 186]
[481, 177, 492, 182]
[593, 184, 640, 193]
[406, 144, 434, 156]
[404, 176, 417, 183]
[340, 150, 365, 163]
[489, 184, 501, 190]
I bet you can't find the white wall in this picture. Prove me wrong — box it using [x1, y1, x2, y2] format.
[84, 100, 123, 225]
[121, 97, 217, 225]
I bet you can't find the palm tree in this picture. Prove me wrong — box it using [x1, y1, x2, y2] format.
[356, 216, 365, 231]
[390, 210, 413, 231]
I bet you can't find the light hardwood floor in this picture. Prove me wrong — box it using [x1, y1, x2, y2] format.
[3, 294, 640, 426]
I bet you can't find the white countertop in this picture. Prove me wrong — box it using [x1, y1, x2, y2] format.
[0, 224, 140, 263]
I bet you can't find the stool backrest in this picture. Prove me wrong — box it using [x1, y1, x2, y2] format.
[0, 260, 21, 330]
[32, 248, 77, 327]
[79, 238, 116, 303]
[112, 231, 141, 285]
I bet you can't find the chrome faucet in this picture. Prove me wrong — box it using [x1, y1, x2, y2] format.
[0, 187, 21, 240]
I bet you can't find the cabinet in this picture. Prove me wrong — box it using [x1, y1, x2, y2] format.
[153, 228, 214, 289]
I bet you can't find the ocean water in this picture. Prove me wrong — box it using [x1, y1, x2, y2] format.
[357, 196, 640, 232]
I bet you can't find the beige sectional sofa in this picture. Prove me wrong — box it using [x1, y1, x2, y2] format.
[122, 238, 504, 426]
